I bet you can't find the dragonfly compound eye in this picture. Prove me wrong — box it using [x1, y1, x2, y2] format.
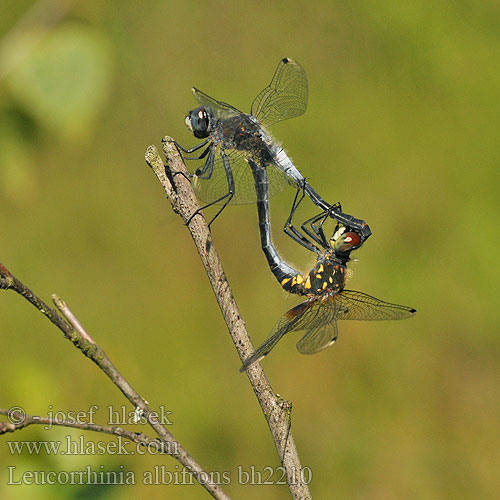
[334, 232, 362, 254]
[188, 107, 210, 138]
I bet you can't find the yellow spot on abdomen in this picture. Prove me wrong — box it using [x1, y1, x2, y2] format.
[281, 278, 291, 286]
[318, 264, 324, 273]
[305, 276, 311, 289]
[296, 274, 304, 284]
[322, 281, 328, 290]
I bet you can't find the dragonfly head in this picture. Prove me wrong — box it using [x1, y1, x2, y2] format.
[330, 227, 362, 261]
[185, 106, 211, 139]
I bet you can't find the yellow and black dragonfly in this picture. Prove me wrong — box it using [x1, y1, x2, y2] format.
[241, 162, 416, 371]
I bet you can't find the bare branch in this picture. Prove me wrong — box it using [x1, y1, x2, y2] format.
[52, 294, 95, 343]
[146, 138, 312, 499]
[0, 262, 231, 500]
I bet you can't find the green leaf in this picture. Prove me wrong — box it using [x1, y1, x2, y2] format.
[5, 24, 113, 139]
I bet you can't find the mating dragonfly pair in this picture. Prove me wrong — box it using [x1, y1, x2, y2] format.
[175, 58, 416, 371]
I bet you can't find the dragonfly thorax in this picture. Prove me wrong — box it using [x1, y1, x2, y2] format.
[216, 114, 274, 164]
[280, 251, 347, 297]
[304, 251, 346, 295]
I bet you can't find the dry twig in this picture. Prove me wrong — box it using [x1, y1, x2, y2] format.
[145, 137, 312, 499]
[0, 263, 231, 500]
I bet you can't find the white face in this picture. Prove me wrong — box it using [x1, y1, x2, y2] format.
[330, 226, 346, 248]
[184, 115, 193, 133]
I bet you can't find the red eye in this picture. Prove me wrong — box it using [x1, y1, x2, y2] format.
[334, 232, 361, 253]
[344, 232, 361, 247]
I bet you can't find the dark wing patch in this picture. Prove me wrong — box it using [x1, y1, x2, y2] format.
[251, 58, 308, 128]
[284, 299, 311, 319]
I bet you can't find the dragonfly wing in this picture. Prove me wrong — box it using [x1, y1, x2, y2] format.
[191, 87, 242, 119]
[193, 151, 290, 205]
[192, 148, 247, 204]
[239, 325, 286, 372]
[267, 162, 293, 197]
[335, 290, 417, 321]
[241, 290, 415, 371]
[251, 58, 308, 128]
[232, 160, 291, 204]
[240, 299, 311, 371]
[296, 319, 339, 355]
[292, 297, 337, 354]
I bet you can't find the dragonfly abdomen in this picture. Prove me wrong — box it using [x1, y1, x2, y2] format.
[280, 273, 307, 295]
[272, 146, 305, 187]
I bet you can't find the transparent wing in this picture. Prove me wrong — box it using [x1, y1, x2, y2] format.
[192, 148, 290, 205]
[284, 296, 338, 354]
[192, 87, 242, 120]
[251, 58, 308, 128]
[240, 290, 416, 370]
[296, 319, 338, 355]
[240, 299, 313, 371]
[295, 290, 416, 352]
[335, 290, 417, 321]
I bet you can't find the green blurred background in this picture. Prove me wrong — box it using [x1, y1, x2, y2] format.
[1, 1, 499, 499]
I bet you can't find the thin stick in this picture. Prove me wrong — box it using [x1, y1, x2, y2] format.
[0, 263, 231, 500]
[145, 138, 312, 499]
[53, 294, 95, 343]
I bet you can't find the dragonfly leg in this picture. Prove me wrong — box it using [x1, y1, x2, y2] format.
[186, 148, 235, 228]
[173, 138, 211, 155]
[167, 141, 212, 183]
[303, 182, 372, 243]
[194, 146, 216, 179]
[204, 149, 235, 227]
[283, 186, 321, 253]
[171, 170, 192, 182]
[302, 210, 331, 249]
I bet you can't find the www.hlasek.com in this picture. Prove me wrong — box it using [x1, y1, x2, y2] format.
[6, 435, 178, 456]
[6, 464, 313, 486]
